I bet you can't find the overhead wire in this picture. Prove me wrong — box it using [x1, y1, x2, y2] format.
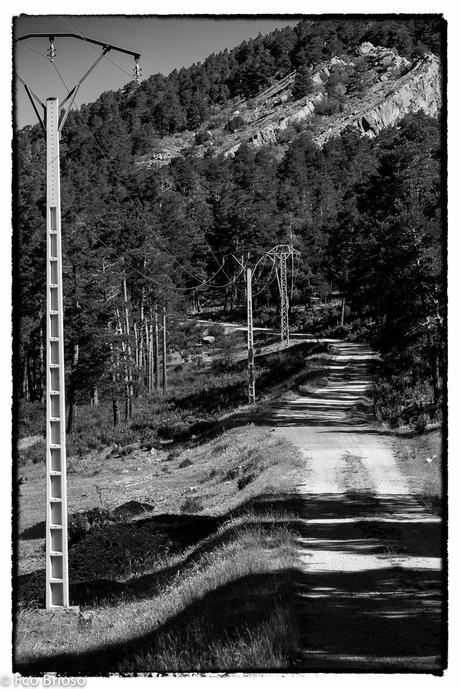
[64, 93, 223, 286]
[16, 40, 50, 62]
[59, 15, 136, 82]
[18, 37, 292, 305]
[50, 20, 258, 297]
[60, 195, 247, 293]
[45, 35, 275, 298]
[50, 59, 70, 92]
[20, 139, 236, 295]
[45, 50, 240, 291]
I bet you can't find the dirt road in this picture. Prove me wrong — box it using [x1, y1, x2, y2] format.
[273, 341, 444, 672]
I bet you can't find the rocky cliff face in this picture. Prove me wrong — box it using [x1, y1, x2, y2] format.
[315, 46, 441, 146]
[139, 43, 441, 168]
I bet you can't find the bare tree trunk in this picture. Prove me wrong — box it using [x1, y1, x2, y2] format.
[139, 297, 145, 380]
[26, 351, 34, 402]
[38, 314, 44, 402]
[122, 276, 134, 418]
[162, 305, 168, 394]
[31, 340, 37, 400]
[90, 385, 99, 407]
[133, 322, 139, 369]
[115, 308, 131, 421]
[163, 306, 168, 393]
[154, 303, 160, 392]
[22, 356, 29, 401]
[341, 297, 346, 327]
[108, 321, 120, 427]
[148, 318, 154, 394]
[66, 343, 79, 434]
[431, 349, 440, 404]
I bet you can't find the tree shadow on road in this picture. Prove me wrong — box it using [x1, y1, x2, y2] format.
[15, 491, 445, 674]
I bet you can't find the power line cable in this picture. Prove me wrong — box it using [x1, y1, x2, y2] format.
[46, 52, 221, 287]
[46, 41, 254, 294]
[51, 59, 70, 92]
[59, 15, 136, 82]
[23, 143, 247, 295]
[60, 196, 247, 293]
[17, 47, 261, 300]
[17, 41, 49, 62]
[70, 104, 220, 284]
[45, 45, 274, 298]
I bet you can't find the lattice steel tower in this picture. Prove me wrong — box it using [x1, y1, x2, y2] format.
[267, 244, 300, 348]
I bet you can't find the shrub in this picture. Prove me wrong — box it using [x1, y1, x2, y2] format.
[17, 400, 45, 438]
[207, 113, 227, 129]
[414, 413, 429, 434]
[207, 324, 225, 338]
[224, 115, 245, 133]
[19, 439, 46, 466]
[292, 66, 315, 100]
[372, 372, 441, 432]
[237, 474, 255, 490]
[195, 129, 212, 145]
[68, 507, 114, 547]
[179, 458, 193, 468]
[278, 125, 298, 144]
[180, 496, 203, 513]
[315, 96, 342, 115]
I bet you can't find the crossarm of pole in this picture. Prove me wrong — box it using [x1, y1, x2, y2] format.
[15, 33, 140, 61]
[15, 33, 141, 132]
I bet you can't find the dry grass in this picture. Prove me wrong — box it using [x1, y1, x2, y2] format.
[16, 514, 299, 673]
[392, 429, 443, 502]
[15, 427, 305, 673]
[18, 426, 303, 542]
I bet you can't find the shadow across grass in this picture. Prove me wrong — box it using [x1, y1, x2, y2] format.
[17, 513, 222, 608]
[15, 490, 445, 674]
[17, 569, 298, 674]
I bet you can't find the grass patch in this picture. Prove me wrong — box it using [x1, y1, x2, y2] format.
[16, 427, 305, 673]
[392, 429, 442, 506]
[16, 515, 298, 673]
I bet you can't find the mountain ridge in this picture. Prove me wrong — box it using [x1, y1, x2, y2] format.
[137, 42, 441, 169]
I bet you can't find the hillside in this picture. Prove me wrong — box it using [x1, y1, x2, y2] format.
[13, 16, 446, 675]
[138, 42, 441, 167]
[15, 16, 445, 443]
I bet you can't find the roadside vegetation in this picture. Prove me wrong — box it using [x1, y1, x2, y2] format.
[16, 426, 304, 673]
[17, 338, 329, 464]
[14, 15, 445, 674]
[392, 429, 442, 512]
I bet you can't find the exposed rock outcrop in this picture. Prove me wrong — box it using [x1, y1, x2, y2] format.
[315, 53, 440, 146]
[139, 43, 441, 168]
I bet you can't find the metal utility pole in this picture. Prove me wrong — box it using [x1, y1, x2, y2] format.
[246, 268, 255, 404]
[162, 305, 168, 393]
[45, 96, 69, 608]
[267, 244, 300, 348]
[16, 32, 141, 609]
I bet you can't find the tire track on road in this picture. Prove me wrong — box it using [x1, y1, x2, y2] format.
[270, 340, 443, 672]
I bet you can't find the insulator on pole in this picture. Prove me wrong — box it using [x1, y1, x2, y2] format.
[48, 36, 56, 62]
[134, 58, 142, 84]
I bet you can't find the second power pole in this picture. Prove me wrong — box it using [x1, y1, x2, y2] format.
[247, 268, 255, 404]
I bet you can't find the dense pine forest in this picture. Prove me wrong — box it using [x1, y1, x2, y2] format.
[14, 17, 445, 455]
